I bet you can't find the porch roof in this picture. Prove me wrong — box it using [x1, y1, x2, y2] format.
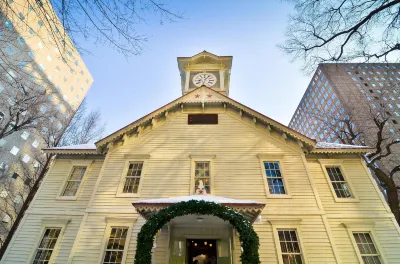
[132, 195, 266, 222]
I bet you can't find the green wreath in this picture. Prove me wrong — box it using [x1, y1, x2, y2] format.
[134, 200, 260, 264]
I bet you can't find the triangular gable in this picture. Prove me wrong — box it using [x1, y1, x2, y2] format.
[177, 51, 233, 70]
[95, 86, 316, 150]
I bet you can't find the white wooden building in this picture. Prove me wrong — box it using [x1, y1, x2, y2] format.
[2, 51, 400, 264]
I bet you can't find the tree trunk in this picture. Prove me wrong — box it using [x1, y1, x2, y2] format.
[386, 180, 400, 224]
[370, 166, 400, 224]
[0, 157, 52, 260]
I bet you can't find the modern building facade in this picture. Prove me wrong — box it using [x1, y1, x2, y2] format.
[2, 52, 400, 264]
[289, 63, 400, 183]
[0, 0, 93, 239]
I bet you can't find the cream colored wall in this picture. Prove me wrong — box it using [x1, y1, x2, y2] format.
[1, 214, 83, 264]
[3, 110, 400, 263]
[1, 157, 102, 263]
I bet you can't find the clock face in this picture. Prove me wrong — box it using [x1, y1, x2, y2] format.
[192, 72, 217, 87]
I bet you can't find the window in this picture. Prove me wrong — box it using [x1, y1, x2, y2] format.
[194, 161, 211, 194]
[353, 232, 382, 264]
[40, 105, 47, 113]
[33, 228, 61, 264]
[32, 140, 40, 148]
[21, 131, 30, 140]
[102, 227, 129, 264]
[263, 162, 286, 194]
[122, 162, 143, 193]
[28, 51, 35, 59]
[278, 230, 303, 264]
[4, 45, 15, 55]
[326, 167, 352, 198]
[188, 114, 218, 125]
[0, 138, 6, 147]
[10, 146, 19, 156]
[61, 166, 86, 197]
[22, 154, 31, 163]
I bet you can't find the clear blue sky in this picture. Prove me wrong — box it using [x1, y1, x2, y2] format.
[80, 1, 311, 136]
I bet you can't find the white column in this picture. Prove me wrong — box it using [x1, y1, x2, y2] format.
[219, 70, 225, 90]
[185, 71, 190, 91]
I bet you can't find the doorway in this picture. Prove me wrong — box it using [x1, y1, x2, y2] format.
[186, 239, 217, 264]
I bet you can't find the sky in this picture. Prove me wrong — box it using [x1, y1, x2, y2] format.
[80, 1, 312, 136]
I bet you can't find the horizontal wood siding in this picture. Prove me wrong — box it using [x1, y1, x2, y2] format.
[329, 218, 400, 263]
[2, 214, 82, 263]
[307, 159, 388, 215]
[72, 214, 144, 263]
[255, 215, 336, 263]
[91, 113, 320, 214]
[31, 158, 103, 212]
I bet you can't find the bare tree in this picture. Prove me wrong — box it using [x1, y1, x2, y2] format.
[1, 0, 181, 60]
[281, 0, 400, 72]
[309, 93, 400, 223]
[0, 100, 105, 257]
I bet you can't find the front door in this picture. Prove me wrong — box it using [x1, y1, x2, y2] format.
[187, 239, 217, 264]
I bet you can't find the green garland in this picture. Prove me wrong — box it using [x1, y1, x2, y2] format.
[134, 200, 260, 264]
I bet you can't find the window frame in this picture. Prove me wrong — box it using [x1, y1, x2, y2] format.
[190, 155, 215, 195]
[343, 222, 386, 264]
[29, 218, 70, 264]
[258, 154, 291, 198]
[319, 159, 359, 202]
[269, 218, 307, 264]
[116, 155, 149, 198]
[99, 217, 136, 264]
[56, 160, 92, 201]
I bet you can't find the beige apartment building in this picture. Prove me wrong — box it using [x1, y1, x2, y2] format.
[289, 63, 400, 188]
[0, 0, 93, 239]
[1, 52, 400, 264]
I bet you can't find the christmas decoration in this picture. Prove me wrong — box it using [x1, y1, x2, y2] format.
[195, 180, 207, 195]
[134, 200, 260, 264]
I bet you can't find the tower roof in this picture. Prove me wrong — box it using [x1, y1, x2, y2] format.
[177, 50, 232, 72]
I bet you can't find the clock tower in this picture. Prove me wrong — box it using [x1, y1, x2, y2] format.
[177, 51, 233, 96]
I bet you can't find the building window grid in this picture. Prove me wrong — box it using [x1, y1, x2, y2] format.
[264, 161, 286, 194]
[62, 166, 86, 196]
[353, 232, 382, 264]
[33, 228, 61, 264]
[278, 230, 303, 264]
[194, 162, 210, 193]
[102, 227, 128, 264]
[326, 167, 352, 198]
[123, 162, 143, 193]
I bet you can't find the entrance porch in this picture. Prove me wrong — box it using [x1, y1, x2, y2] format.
[132, 195, 265, 264]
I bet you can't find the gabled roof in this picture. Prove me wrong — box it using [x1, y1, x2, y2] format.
[43, 141, 374, 155]
[42, 143, 97, 155]
[43, 86, 375, 155]
[177, 50, 233, 71]
[132, 194, 265, 222]
[94, 86, 317, 150]
[311, 142, 375, 154]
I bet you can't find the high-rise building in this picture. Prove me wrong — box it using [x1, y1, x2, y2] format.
[0, 0, 93, 238]
[289, 63, 400, 141]
[2, 51, 400, 264]
[289, 63, 400, 196]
